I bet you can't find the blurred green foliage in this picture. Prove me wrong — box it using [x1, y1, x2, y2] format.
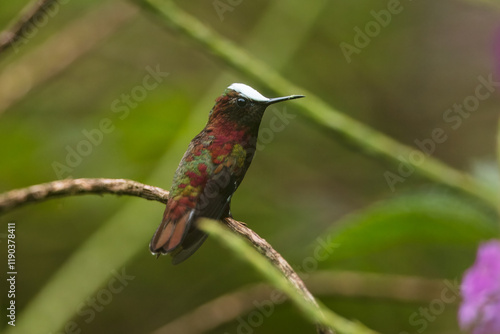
[1, 0, 500, 333]
[320, 193, 498, 271]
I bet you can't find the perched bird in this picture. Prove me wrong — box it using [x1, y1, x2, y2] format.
[150, 83, 304, 264]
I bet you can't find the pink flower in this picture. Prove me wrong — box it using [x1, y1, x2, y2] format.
[459, 240, 500, 334]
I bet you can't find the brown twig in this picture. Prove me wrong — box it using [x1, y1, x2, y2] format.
[223, 217, 335, 334]
[0, 178, 169, 213]
[0, 178, 336, 333]
[0, 0, 57, 54]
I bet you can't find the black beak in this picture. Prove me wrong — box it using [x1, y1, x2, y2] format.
[266, 95, 305, 105]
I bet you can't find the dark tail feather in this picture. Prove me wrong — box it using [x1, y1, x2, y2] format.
[149, 210, 194, 254]
[171, 229, 208, 265]
[170, 201, 233, 264]
[171, 202, 232, 264]
[150, 209, 208, 264]
[150, 200, 232, 263]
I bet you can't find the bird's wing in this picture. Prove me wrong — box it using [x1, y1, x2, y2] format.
[194, 165, 236, 218]
[195, 141, 248, 218]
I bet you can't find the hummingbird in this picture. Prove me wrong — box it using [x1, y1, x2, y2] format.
[150, 83, 304, 264]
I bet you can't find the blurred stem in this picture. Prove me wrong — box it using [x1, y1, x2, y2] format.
[498, 118, 500, 171]
[139, 0, 498, 208]
[497, 117, 500, 216]
[153, 271, 447, 334]
[0, 0, 138, 116]
[222, 218, 333, 334]
[468, 0, 500, 10]
[201, 219, 380, 334]
[0, 0, 58, 54]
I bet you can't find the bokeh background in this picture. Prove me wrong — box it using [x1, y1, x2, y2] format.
[1, 0, 500, 333]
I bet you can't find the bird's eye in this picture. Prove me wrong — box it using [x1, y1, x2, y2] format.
[236, 98, 248, 107]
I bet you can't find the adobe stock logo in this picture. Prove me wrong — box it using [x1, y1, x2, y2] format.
[256, 106, 296, 151]
[49, 268, 135, 334]
[340, 0, 404, 63]
[52, 65, 169, 179]
[384, 74, 500, 191]
[7, 0, 71, 53]
[213, 0, 243, 21]
[399, 279, 460, 334]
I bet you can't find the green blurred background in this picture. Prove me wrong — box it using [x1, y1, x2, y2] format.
[1, 0, 500, 333]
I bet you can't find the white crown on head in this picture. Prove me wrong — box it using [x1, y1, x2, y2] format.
[228, 83, 269, 102]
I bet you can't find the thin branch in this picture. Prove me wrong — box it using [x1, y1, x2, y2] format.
[152, 271, 447, 334]
[0, 0, 57, 54]
[0, 178, 374, 333]
[223, 217, 335, 334]
[201, 219, 380, 334]
[0, 178, 169, 213]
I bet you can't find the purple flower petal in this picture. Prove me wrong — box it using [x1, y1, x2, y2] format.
[459, 240, 500, 334]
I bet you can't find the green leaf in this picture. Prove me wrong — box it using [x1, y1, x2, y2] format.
[318, 193, 498, 265]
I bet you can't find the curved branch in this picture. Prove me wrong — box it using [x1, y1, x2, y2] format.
[202, 219, 379, 334]
[0, 178, 352, 334]
[223, 218, 335, 334]
[0, 178, 169, 213]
